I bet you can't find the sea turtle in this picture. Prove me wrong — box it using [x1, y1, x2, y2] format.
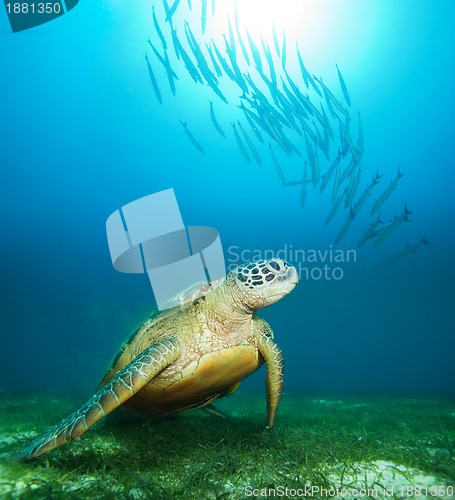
[20, 259, 298, 460]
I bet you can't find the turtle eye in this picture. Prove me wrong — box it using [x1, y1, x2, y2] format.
[269, 261, 280, 271]
[237, 272, 248, 282]
[267, 260, 284, 274]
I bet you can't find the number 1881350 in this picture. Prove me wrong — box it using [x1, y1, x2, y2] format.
[5, 2, 61, 14]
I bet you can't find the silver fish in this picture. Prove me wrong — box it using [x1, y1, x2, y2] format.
[334, 206, 355, 245]
[209, 102, 225, 138]
[296, 43, 310, 89]
[245, 28, 263, 74]
[201, 0, 207, 33]
[312, 143, 320, 187]
[351, 172, 382, 218]
[147, 39, 179, 80]
[280, 77, 304, 114]
[180, 120, 205, 154]
[286, 179, 309, 186]
[162, 0, 172, 23]
[170, 28, 180, 61]
[239, 103, 264, 144]
[232, 122, 250, 164]
[375, 235, 431, 270]
[325, 191, 345, 226]
[144, 52, 162, 104]
[175, 34, 202, 83]
[212, 43, 236, 81]
[166, 0, 181, 22]
[269, 143, 286, 185]
[207, 80, 228, 104]
[226, 44, 248, 93]
[187, 37, 217, 85]
[315, 76, 348, 117]
[206, 43, 223, 78]
[337, 116, 361, 165]
[183, 21, 197, 50]
[227, 18, 236, 59]
[373, 204, 412, 247]
[238, 121, 262, 166]
[281, 31, 287, 69]
[301, 162, 307, 208]
[357, 215, 383, 248]
[272, 22, 280, 57]
[339, 156, 358, 185]
[236, 29, 251, 66]
[344, 166, 362, 208]
[319, 150, 341, 194]
[261, 37, 276, 84]
[284, 71, 309, 120]
[371, 167, 404, 215]
[357, 112, 364, 156]
[319, 105, 334, 140]
[312, 120, 325, 154]
[304, 133, 318, 187]
[331, 156, 341, 205]
[163, 49, 178, 95]
[305, 71, 322, 98]
[300, 118, 319, 145]
[339, 118, 349, 158]
[152, 6, 167, 49]
[336, 64, 351, 107]
[303, 129, 314, 158]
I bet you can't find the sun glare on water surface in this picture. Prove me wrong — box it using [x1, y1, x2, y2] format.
[235, 0, 306, 36]
[200, 0, 351, 70]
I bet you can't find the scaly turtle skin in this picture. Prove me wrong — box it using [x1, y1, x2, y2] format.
[20, 259, 298, 460]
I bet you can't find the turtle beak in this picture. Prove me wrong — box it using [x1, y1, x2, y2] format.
[267, 266, 298, 301]
[285, 266, 299, 288]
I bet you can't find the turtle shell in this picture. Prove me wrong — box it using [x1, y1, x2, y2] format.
[98, 299, 264, 416]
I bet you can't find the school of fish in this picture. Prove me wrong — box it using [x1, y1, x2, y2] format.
[144, 0, 430, 269]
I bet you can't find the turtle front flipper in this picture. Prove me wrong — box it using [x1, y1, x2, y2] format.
[19, 338, 180, 461]
[255, 320, 284, 430]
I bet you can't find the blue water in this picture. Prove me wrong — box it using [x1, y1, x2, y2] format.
[0, 0, 454, 401]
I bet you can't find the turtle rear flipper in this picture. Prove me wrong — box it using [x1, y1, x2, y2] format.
[19, 338, 180, 461]
[201, 404, 227, 418]
[200, 382, 240, 418]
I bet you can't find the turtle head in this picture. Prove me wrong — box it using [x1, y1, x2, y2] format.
[231, 259, 298, 311]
